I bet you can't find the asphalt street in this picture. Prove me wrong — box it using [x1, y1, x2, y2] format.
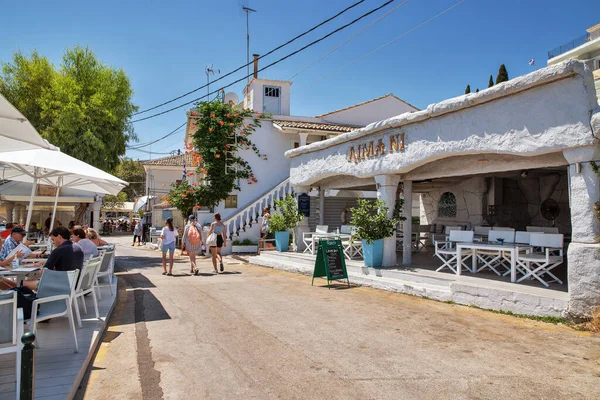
[75, 236, 600, 399]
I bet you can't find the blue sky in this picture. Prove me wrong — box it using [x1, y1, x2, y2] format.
[1, 0, 599, 160]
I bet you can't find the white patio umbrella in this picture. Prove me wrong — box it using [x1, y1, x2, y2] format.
[0, 148, 127, 234]
[0, 93, 56, 152]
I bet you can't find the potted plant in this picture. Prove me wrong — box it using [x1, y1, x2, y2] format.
[350, 198, 405, 267]
[269, 194, 304, 252]
[231, 239, 259, 253]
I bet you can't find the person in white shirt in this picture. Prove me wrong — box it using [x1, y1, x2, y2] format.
[160, 217, 178, 276]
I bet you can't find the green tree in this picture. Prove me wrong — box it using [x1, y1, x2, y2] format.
[0, 47, 137, 171]
[102, 191, 128, 210]
[488, 75, 494, 88]
[476, 88, 479, 93]
[113, 158, 145, 200]
[496, 64, 509, 84]
[0, 51, 55, 131]
[164, 180, 199, 218]
[465, 85, 471, 94]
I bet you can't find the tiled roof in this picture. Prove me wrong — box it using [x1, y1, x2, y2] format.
[315, 94, 419, 118]
[272, 120, 359, 133]
[142, 153, 193, 166]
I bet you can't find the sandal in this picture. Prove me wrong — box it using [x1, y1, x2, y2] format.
[194, 270, 200, 276]
[213, 269, 218, 274]
[220, 262, 224, 272]
[162, 272, 167, 275]
[167, 273, 172, 276]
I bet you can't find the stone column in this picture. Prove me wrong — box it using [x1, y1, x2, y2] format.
[16, 205, 25, 225]
[318, 188, 325, 226]
[375, 175, 401, 267]
[402, 180, 413, 265]
[91, 199, 102, 232]
[299, 132, 309, 147]
[4, 202, 14, 223]
[563, 145, 600, 318]
[293, 185, 311, 252]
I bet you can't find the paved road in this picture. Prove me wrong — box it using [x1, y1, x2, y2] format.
[76, 236, 600, 399]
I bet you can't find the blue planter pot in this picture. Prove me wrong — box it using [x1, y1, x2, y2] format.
[362, 239, 384, 268]
[275, 231, 290, 252]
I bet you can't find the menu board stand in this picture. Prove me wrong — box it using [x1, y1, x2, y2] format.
[312, 236, 350, 289]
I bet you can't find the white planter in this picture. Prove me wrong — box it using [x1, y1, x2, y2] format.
[231, 245, 258, 253]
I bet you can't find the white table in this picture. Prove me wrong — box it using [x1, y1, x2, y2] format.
[311, 234, 351, 255]
[0, 267, 41, 285]
[456, 242, 528, 283]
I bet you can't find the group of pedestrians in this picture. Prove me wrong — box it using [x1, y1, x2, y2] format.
[159, 213, 226, 276]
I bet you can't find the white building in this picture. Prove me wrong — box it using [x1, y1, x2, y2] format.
[142, 64, 418, 241]
[547, 22, 600, 98]
[266, 60, 600, 319]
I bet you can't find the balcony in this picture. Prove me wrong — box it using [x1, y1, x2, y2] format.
[548, 33, 591, 60]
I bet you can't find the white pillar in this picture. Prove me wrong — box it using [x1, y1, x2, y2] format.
[299, 132, 309, 147]
[293, 185, 311, 252]
[318, 188, 325, 226]
[92, 199, 102, 232]
[17, 205, 26, 225]
[563, 145, 600, 317]
[402, 180, 413, 265]
[375, 175, 401, 267]
[4, 202, 14, 223]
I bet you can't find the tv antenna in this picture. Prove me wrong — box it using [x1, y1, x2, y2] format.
[242, 5, 257, 82]
[205, 64, 220, 99]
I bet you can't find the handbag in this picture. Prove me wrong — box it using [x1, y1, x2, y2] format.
[206, 232, 218, 247]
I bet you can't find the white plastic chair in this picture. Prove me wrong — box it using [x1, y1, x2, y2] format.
[526, 226, 543, 232]
[515, 231, 531, 244]
[434, 230, 474, 273]
[473, 226, 491, 236]
[73, 256, 103, 328]
[541, 227, 559, 233]
[95, 247, 115, 300]
[0, 291, 24, 399]
[302, 225, 329, 254]
[31, 269, 80, 352]
[492, 227, 515, 231]
[516, 233, 564, 287]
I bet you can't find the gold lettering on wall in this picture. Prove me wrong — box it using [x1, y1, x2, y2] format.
[346, 132, 405, 163]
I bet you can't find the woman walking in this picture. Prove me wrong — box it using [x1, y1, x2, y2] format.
[160, 217, 178, 276]
[132, 220, 142, 246]
[206, 213, 226, 273]
[181, 215, 204, 275]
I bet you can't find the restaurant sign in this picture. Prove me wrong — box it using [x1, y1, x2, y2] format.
[346, 132, 405, 163]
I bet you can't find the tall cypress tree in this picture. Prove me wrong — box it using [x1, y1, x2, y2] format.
[488, 75, 494, 88]
[496, 64, 509, 84]
[476, 88, 479, 93]
[465, 85, 471, 94]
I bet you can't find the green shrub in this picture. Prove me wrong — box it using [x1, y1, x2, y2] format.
[269, 194, 304, 232]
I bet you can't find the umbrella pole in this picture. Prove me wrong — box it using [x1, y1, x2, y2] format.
[24, 167, 38, 240]
[48, 176, 62, 233]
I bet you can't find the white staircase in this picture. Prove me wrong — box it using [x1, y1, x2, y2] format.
[222, 178, 292, 249]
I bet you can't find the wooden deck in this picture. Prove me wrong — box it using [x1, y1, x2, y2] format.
[0, 279, 116, 400]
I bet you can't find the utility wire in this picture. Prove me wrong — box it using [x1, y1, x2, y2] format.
[131, 0, 395, 123]
[314, 0, 466, 83]
[133, 0, 367, 116]
[289, 0, 411, 80]
[127, 122, 187, 150]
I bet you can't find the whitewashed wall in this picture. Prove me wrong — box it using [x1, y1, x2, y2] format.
[320, 96, 417, 126]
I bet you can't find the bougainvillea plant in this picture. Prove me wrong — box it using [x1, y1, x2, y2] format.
[165, 100, 266, 213]
[164, 179, 200, 218]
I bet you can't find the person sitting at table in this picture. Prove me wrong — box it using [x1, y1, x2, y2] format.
[0, 222, 15, 240]
[0, 226, 33, 267]
[71, 228, 98, 262]
[29, 222, 41, 234]
[87, 228, 108, 246]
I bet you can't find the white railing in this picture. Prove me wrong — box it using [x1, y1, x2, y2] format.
[224, 178, 292, 238]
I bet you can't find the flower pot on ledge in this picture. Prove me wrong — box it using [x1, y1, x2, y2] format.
[275, 231, 290, 252]
[362, 239, 383, 268]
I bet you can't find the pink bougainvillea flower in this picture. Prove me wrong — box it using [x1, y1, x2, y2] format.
[229, 122, 234, 126]
[208, 127, 214, 132]
[219, 121, 225, 126]
[234, 113, 239, 117]
[210, 113, 215, 118]
[226, 113, 231, 117]
[190, 110, 197, 116]
[215, 154, 221, 158]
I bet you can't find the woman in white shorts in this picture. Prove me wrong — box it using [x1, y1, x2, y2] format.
[160, 217, 178, 276]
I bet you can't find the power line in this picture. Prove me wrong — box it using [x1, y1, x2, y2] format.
[133, 0, 367, 116]
[131, 0, 395, 123]
[127, 122, 187, 150]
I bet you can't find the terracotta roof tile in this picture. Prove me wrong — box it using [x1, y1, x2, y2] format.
[142, 153, 193, 166]
[272, 120, 359, 133]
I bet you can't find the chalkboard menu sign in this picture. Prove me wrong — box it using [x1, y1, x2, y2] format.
[298, 193, 310, 217]
[312, 237, 349, 289]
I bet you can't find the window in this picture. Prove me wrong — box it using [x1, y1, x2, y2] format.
[263, 85, 281, 114]
[438, 192, 457, 218]
[225, 195, 238, 209]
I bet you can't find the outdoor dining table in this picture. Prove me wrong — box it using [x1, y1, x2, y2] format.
[311, 233, 352, 255]
[0, 267, 41, 285]
[455, 241, 530, 283]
